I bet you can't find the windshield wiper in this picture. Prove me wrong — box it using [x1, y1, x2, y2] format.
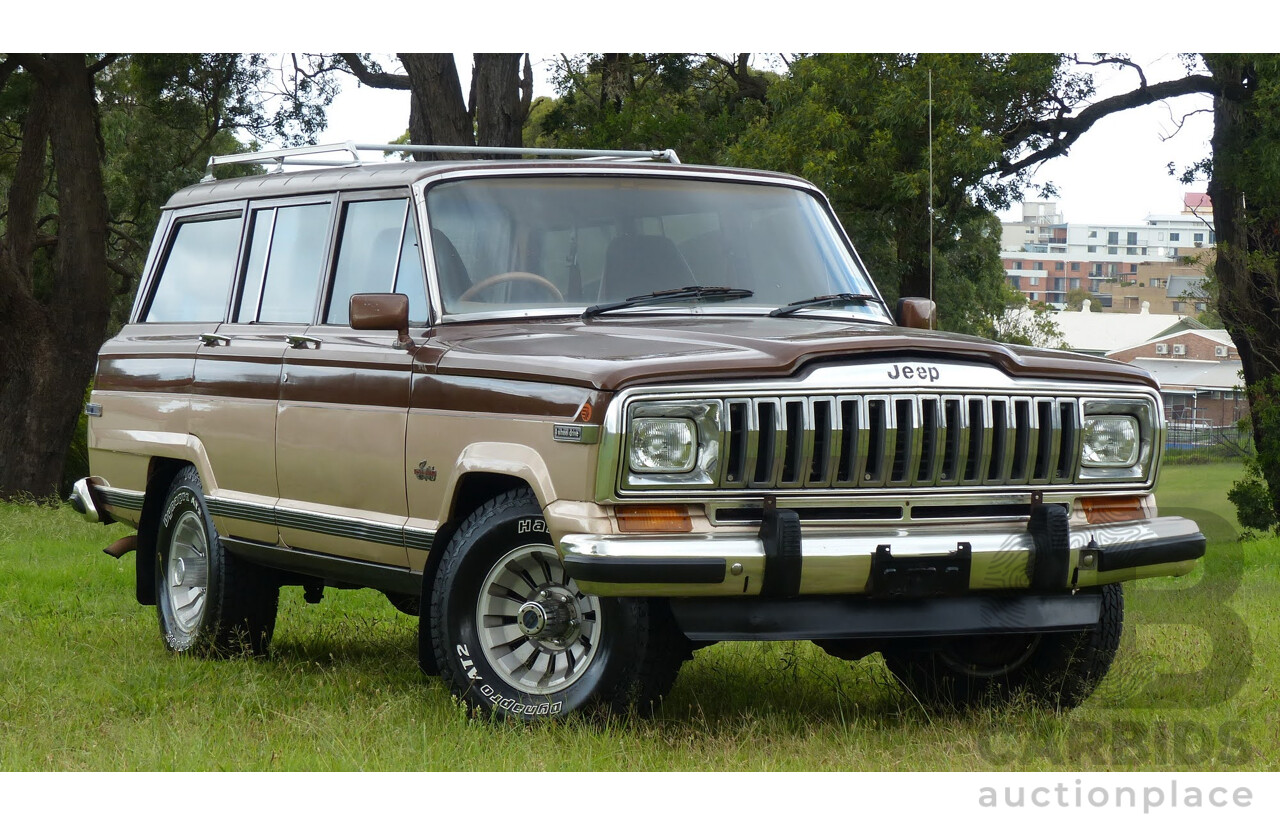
[768, 292, 880, 317]
[582, 286, 755, 319]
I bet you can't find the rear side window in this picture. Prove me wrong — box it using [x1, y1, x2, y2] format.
[326, 198, 429, 324]
[145, 216, 242, 322]
[236, 203, 332, 323]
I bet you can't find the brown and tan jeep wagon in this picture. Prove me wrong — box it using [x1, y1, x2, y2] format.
[71, 142, 1206, 719]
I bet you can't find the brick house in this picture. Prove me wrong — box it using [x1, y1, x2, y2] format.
[1106, 329, 1246, 428]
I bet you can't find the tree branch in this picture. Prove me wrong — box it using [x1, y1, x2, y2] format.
[106, 257, 139, 296]
[88, 54, 119, 75]
[1166, 107, 1214, 139]
[338, 53, 410, 90]
[1072, 54, 1148, 88]
[10, 54, 49, 82]
[519, 54, 533, 122]
[998, 73, 1218, 179]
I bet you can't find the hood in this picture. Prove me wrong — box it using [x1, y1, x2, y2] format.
[425, 315, 1156, 392]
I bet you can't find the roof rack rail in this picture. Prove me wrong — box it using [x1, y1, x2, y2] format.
[202, 141, 681, 181]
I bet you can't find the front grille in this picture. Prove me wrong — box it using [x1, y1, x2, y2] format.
[715, 393, 1081, 491]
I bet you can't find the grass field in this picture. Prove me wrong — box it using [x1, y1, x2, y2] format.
[1, 460, 1276, 771]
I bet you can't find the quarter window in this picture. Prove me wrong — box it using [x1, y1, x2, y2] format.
[145, 215, 242, 322]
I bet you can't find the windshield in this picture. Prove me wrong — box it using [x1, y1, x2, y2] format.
[424, 175, 891, 323]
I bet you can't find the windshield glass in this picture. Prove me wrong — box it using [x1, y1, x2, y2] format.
[424, 175, 890, 322]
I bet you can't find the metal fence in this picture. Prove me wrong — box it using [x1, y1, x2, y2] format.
[1165, 417, 1251, 450]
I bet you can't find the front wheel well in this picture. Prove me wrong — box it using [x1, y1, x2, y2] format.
[417, 472, 535, 675]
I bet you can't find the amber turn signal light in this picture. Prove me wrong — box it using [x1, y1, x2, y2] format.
[1081, 496, 1146, 525]
[615, 504, 693, 533]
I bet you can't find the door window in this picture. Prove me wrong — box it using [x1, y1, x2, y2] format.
[236, 203, 331, 323]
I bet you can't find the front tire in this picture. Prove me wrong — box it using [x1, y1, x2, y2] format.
[427, 489, 688, 720]
[155, 466, 279, 656]
[884, 584, 1124, 710]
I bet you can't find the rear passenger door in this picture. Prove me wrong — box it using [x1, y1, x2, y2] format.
[275, 191, 425, 568]
[190, 196, 335, 545]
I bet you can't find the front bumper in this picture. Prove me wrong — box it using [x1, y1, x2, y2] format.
[559, 514, 1205, 597]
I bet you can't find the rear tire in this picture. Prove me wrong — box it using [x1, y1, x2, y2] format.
[884, 584, 1124, 710]
[155, 466, 279, 656]
[426, 489, 688, 720]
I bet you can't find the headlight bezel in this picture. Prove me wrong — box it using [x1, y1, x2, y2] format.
[1078, 399, 1158, 482]
[623, 400, 723, 488]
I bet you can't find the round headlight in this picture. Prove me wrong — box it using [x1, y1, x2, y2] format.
[629, 418, 697, 473]
[1082, 415, 1140, 467]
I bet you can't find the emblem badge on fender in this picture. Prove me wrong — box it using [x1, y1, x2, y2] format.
[414, 461, 437, 482]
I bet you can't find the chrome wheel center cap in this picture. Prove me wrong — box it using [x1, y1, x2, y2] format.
[173, 557, 186, 586]
[517, 602, 549, 636]
[516, 593, 574, 641]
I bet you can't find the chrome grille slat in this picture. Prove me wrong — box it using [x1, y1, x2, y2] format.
[867, 396, 894, 487]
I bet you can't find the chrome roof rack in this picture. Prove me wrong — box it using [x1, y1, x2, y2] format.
[202, 141, 681, 181]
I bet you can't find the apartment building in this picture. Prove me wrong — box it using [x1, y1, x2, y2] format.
[1002, 196, 1214, 309]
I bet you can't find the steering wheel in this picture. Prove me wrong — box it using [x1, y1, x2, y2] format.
[458, 271, 564, 303]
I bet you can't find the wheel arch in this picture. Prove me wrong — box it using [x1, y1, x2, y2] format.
[134, 456, 194, 606]
[417, 471, 536, 674]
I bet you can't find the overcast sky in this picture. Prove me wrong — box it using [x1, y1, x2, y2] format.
[315, 52, 1216, 229]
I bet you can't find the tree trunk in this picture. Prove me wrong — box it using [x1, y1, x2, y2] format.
[0, 55, 112, 500]
[399, 53, 471, 155]
[1204, 55, 1280, 520]
[472, 53, 525, 149]
[343, 53, 530, 159]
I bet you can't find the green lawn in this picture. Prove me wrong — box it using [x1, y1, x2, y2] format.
[2, 461, 1276, 770]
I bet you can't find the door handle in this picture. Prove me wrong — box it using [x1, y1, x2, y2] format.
[286, 334, 322, 350]
[199, 333, 231, 347]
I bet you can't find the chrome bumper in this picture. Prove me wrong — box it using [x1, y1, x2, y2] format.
[69, 477, 109, 524]
[559, 515, 1205, 597]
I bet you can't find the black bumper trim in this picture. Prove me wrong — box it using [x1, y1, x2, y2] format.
[1096, 531, 1207, 572]
[669, 592, 1104, 642]
[563, 556, 727, 585]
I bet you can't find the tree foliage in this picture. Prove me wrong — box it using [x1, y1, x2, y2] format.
[530, 54, 773, 164]
[726, 54, 1079, 336]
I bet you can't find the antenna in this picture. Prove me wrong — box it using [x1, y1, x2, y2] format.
[928, 69, 935, 330]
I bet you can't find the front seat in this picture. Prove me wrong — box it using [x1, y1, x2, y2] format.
[431, 229, 472, 303]
[599, 234, 696, 302]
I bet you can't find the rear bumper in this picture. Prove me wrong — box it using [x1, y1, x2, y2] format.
[559, 514, 1205, 597]
[69, 477, 112, 524]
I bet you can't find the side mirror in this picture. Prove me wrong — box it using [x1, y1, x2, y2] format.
[350, 293, 412, 349]
[896, 297, 936, 330]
